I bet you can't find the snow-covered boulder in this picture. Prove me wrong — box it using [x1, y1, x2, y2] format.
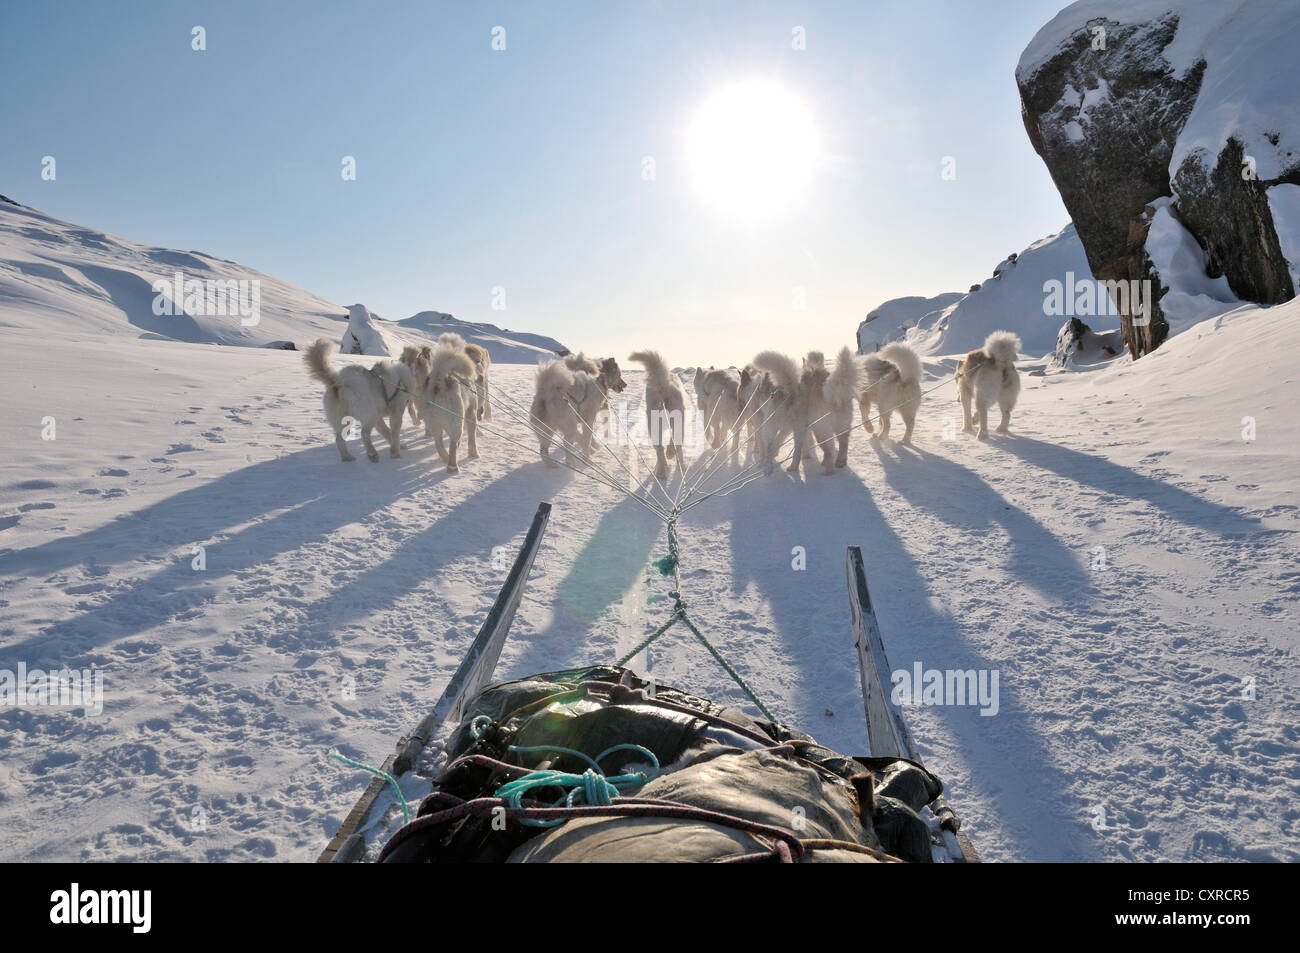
[1017, 0, 1300, 357]
[340, 303, 397, 356]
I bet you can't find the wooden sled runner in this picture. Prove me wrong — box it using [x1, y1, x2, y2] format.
[319, 502, 978, 863]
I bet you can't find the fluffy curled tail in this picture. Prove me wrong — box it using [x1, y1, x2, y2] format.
[429, 344, 476, 386]
[751, 351, 800, 393]
[536, 358, 575, 396]
[879, 342, 922, 386]
[627, 350, 672, 389]
[824, 346, 863, 406]
[304, 338, 340, 391]
[985, 331, 1021, 368]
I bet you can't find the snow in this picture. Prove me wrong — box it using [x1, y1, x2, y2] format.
[1143, 199, 1238, 333]
[860, 224, 1116, 359]
[340, 304, 396, 356]
[1017, 0, 1242, 83]
[396, 311, 568, 365]
[1, 288, 1297, 861]
[0, 199, 567, 363]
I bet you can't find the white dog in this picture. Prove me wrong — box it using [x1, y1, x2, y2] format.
[956, 331, 1021, 440]
[305, 339, 414, 463]
[418, 339, 478, 471]
[692, 367, 743, 463]
[752, 348, 860, 475]
[738, 365, 786, 466]
[858, 342, 923, 443]
[559, 352, 627, 445]
[531, 359, 606, 467]
[628, 351, 686, 480]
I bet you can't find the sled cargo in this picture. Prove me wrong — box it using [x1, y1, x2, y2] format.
[319, 501, 979, 864]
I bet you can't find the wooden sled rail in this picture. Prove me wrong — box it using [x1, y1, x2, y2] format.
[318, 501, 553, 863]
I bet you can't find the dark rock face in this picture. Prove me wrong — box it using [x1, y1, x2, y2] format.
[1017, 13, 1198, 356]
[1018, 8, 1296, 358]
[1173, 138, 1298, 304]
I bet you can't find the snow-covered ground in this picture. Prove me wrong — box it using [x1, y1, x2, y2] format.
[2, 293, 1296, 861]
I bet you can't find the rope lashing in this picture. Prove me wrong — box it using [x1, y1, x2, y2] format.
[492, 743, 662, 828]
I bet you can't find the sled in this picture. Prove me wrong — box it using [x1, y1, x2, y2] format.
[319, 502, 978, 863]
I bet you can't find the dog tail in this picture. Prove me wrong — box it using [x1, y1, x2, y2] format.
[751, 351, 799, 394]
[304, 338, 341, 392]
[429, 343, 476, 387]
[628, 350, 673, 390]
[879, 342, 922, 386]
[824, 346, 863, 406]
[984, 331, 1021, 368]
[536, 358, 575, 396]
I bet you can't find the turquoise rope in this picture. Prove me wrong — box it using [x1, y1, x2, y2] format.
[327, 747, 410, 826]
[494, 742, 661, 828]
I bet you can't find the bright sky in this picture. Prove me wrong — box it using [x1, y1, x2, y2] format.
[1, 0, 1072, 365]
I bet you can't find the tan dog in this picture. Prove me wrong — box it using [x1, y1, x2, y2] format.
[858, 342, 923, 443]
[464, 341, 492, 421]
[559, 352, 627, 446]
[305, 339, 413, 463]
[956, 331, 1021, 440]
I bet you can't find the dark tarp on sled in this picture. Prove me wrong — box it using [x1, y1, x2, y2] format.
[378, 667, 944, 863]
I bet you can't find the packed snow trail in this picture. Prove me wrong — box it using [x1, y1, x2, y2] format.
[0, 308, 1296, 862]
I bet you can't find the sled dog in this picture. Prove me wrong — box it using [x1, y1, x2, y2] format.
[858, 342, 923, 443]
[305, 339, 413, 463]
[956, 331, 1021, 440]
[628, 350, 686, 480]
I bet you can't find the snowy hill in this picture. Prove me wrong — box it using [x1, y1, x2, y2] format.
[0, 196, 347, 347]
[858, 224, 1118, 358]
[0, 197, 567, 361]
[396, 311, 567, 364]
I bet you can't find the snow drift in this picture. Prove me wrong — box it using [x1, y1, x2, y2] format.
[857, 224, 1118, 359]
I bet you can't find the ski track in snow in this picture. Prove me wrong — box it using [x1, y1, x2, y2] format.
[0, 324, 1296, 863]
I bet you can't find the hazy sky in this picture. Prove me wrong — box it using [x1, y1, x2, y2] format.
[2, 0, 1073, 364]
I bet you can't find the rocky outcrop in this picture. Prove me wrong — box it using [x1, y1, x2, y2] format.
[1017, 0, 1300, 358]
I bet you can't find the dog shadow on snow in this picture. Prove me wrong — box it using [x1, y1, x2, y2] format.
[0, 441, 538, 663]
[998, 435, 1263, 538]
[719, 449, 1098, 861]
[503, 473, 672, 678]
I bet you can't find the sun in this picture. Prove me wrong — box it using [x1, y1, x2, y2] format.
[686, 78, 818, 222]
